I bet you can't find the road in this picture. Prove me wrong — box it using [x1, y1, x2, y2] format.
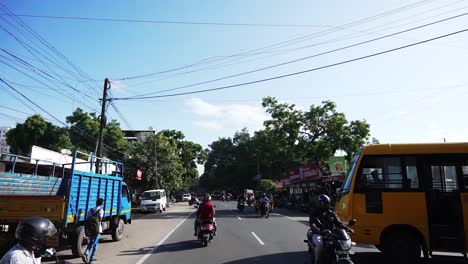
[43, 201, 467, 264]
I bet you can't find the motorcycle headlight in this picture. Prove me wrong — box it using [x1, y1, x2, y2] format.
[338, 240, 352, 250]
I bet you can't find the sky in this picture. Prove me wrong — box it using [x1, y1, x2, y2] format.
[1, 0, 468, 166]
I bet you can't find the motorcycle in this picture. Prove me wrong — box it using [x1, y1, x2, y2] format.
[197, 219, 215, 247]
[259, 201, 270, 218]
[42, 247, 73, 264]
[237, 200, 245, 212]
[304, 218, 356, 264]
[189, 197, 200, 207]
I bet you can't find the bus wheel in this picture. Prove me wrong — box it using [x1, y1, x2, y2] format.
[382, 231, 421, 264]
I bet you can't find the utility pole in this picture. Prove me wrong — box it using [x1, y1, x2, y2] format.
[96, 78, 110, 173]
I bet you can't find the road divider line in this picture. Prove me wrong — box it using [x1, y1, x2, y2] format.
[274, 213, 297, 221]
[251, 232, 265, 245]
[237, 216, 242, 220]
[136, 209, 196, 264]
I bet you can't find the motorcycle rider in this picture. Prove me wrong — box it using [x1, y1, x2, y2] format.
[194, 194, 217, 236]
[259, 193, 271, 213]
[0, 217, 57, 264]
[308, 194, 348, 262]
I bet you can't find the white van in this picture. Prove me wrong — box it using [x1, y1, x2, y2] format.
[139, 189, 167, 213]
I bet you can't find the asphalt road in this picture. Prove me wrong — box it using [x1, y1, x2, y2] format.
[139, 201, 468, 264]
[39, 201, 468, 264]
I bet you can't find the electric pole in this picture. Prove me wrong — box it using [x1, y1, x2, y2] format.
[96, 78, 110, 173]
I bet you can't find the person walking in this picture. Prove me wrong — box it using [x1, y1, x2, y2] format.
[82, 198, 104, 263]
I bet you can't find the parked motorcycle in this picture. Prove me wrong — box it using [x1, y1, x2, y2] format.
[197, 219, 215, 247]
[259, 201, 270, 218]
[237, 200, 245, 212]
[304, 218, 356, 264]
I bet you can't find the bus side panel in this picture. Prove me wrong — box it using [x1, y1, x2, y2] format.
[461, 193, 468, 249]
[352, 192, 429, 245]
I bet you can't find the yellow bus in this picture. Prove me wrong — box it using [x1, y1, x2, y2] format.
[335, 143, 468, 263]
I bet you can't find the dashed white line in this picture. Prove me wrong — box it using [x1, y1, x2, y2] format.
[237, 216, 242, 220]
[251, 232, 265, 245]
[136, 209, 196, 264]
[274, 213, 297, 221]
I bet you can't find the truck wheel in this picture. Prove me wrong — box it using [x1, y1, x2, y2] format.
[111, 219, 125, 241]
[382, 231, 421, 264]
[71, 226, 87, 257]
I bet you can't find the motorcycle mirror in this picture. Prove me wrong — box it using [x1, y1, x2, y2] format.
[348, 219, 357, 226]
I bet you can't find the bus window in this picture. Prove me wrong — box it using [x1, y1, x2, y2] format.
[405, 157, 419, 189]
[463, 166, 468, 190]
[431, 165, 458, 192]
[360, 156, 403, 190]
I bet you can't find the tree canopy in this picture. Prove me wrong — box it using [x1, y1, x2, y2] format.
[124, 130, 206, 194]
[199, 97, 373, 192]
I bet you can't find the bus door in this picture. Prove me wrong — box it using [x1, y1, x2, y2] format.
[425, 157, 465, 251]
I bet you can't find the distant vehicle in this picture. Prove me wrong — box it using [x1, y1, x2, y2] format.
[211, 192, 221, 200]
[182, 193, 192, 202]
[140, 189, 167, 213]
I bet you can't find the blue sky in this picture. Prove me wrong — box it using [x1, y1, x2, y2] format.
[1, 0, 468, 159]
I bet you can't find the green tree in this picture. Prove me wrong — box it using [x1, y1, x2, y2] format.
[257, 179, 276, 192]
[66, 108, 127, 160]
[6, 114, 72, 155]
[125, 131, 204, 194]
[200, 97, 373, 192]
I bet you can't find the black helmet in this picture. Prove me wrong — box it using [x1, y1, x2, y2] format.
[317, 194, 331, 209]
[15, 217, 57, 247]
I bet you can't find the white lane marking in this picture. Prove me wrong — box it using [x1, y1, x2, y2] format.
[136, 209, 196, 264]
[237, 216, 242, 220]
[251, 232, 265, 245]
[274, 213, 297, 221]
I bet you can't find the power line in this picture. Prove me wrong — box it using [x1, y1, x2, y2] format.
[115, 0, 436, 81]
[113, 27, 468, 100]
[122, 11, 468, 98]
[0, 3, 101, 95]
[0, 13, 334, 28]
[0, 105, 32, 115]
[0, 57, 99, 113]
[116, 2, 466, 91]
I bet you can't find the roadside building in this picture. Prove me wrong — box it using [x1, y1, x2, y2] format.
[0, 126, 11, 153]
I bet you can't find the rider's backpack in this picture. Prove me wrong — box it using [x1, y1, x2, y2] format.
[85, 208, 102, 236]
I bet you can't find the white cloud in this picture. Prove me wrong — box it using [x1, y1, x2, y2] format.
[193, 120, 223, 131]
[110, 80, 128, 93]
[185, 98, 268, 133]
[185, 98, 221, 117]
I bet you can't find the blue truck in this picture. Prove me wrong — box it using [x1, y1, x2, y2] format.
[0, 151, 132, 257]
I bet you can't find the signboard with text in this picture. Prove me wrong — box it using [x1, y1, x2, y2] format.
[136, 169, 142, 180]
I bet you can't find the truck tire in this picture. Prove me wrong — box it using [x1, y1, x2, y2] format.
[71, 226, 87, 257]
[111, 219, 125, 241]
[382, 231, 421, 264]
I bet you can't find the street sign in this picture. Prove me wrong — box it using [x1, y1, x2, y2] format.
[136, 169, 142, 180]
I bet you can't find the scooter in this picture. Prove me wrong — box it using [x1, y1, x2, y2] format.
[304, 218, 356, 264]
[189, 197, 200, 207]
[197, 219, 215, 247]
[259, 202, 270, 218]
[237, 200, 245, 212]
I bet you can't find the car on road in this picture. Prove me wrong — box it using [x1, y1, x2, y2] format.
[140, 189, 167, 213]
[182, 193, 191, 202]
